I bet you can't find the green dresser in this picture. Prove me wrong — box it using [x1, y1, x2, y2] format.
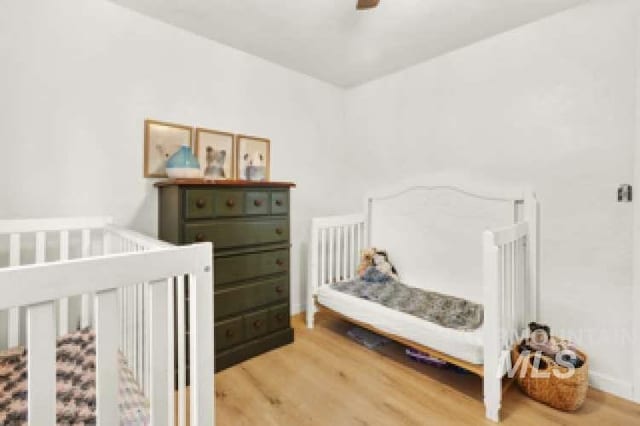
[156, 180, 295, 374]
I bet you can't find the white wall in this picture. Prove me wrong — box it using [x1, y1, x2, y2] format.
[344, 0, 640, 399]
[0, 0, 349, 314]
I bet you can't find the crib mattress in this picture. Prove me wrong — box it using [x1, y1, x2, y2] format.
[317, 285, 484, 365]
[0, 328, 149, 425]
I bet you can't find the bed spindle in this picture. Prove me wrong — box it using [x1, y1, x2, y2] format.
[321, 229, 327, 285]
[349, 225, 356, 279]
[328, 228, 334, 283]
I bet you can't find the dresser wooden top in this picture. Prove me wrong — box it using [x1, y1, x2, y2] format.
[154, 179, 296, 188]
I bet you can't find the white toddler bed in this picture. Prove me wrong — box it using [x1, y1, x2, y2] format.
[307, 178, 539, 422]
[0, 217, 214, 425]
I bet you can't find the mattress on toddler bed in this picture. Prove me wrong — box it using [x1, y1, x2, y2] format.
[0, 328, 149, 425]
[317, 283, 484, 365]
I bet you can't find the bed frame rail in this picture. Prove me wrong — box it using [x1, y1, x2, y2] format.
[483, 221, 533, 422]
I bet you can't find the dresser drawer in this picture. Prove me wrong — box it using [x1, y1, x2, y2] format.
[214, 190, 244, 217]
[215, 278, 288, 319]
[244, 309, 269, 340]
[185, 219, 288, 249]
[245, 192, 270, 215]
[215, 249, 289, 285]
[184, 189, 215, 219]
[271, 191, 289, 215]
[268, 304, 290, 332]
[215, 317, 244, 351]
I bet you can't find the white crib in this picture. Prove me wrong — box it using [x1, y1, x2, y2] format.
[0, 217, 214, 425]
[307, 178, 539, 422]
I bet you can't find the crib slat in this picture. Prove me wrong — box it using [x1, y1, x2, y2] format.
[81, 229, 91, 328]
[328, 228, 334, 283]
[341, 227, 347, 280]
[95, 289, 119, 426]
[143, 281, 151, 396]
[27, 301, 56, 425]
[129, 285, 135, 375]
[59, 230, 69, 336]
[335, 226, 343, 281]
[176, 276, 187, 426]
[137, 282, 143, 383]
[320, 229, 326, 285]
[132, 284, 138, 380]
[350, 225, 355, 279]
[149, 278, 174, 426]
[189, 270, 215, 426]
[35, 231, 46, 263]
[8, 233, 21, 347]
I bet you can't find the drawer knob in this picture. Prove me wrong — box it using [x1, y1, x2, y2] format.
[276, 313, 285, 322]
[276, 259, 284, 267]
[254, 199, 263, 207]
[275, 199, 283, 207]
[275, 228, 283, 235]
[253, 320, 263, 329]
[276, 285, 284, 294]
[225, 329, 234, 338]
[195, 233, 206, 242]
[226, 199, 235, 208]
[196, 198, 206, 209]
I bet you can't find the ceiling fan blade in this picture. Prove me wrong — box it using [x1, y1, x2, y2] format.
[357, 0, 380, 10]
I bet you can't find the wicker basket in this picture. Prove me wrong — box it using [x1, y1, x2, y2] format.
[510, 342, 588, 411]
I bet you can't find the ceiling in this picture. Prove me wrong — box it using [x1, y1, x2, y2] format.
[110, 0, 588, 87]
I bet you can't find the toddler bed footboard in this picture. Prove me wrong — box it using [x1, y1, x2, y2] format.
[0, 217, 214, 425]
[307, 181, 538, 423]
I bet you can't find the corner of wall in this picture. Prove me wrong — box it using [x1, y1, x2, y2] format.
[632, 13, 640, 406]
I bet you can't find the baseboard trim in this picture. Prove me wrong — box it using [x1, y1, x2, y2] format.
[291, 303, 303, 316]
[589, 371, 634, 402]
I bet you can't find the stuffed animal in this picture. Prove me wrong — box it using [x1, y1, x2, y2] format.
[357, 247, 398, 282]
[204, 147, 226, 179]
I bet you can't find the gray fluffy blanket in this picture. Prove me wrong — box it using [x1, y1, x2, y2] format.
[330, 280, 484, 331]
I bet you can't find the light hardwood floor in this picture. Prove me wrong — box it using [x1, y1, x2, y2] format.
[215, 313, 640, 425]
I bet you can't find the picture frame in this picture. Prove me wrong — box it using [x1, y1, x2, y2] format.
[235, 134, 270, 181]
[144, 119, 193, 178]
[194, 128, 236, 181]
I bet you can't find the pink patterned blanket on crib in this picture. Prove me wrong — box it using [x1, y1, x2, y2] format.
[0, 328, 149, 425]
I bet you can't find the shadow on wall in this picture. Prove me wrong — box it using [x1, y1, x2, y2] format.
[298, 242, 308, 314]
[130, 182, 159, 238]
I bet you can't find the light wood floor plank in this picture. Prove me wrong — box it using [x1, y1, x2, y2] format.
[215, 313, 640, 425]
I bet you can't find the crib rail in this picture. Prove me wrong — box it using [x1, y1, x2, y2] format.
[307, 214, 366, 327]
[0, 218, 214, 425]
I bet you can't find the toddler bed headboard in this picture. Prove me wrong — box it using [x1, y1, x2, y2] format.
[365, 178, 530, 303]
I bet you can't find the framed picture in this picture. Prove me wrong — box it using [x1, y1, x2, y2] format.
[144, 119, 193, 178]
[194, 128, 235, 180]
[235, 135, 270, 181]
